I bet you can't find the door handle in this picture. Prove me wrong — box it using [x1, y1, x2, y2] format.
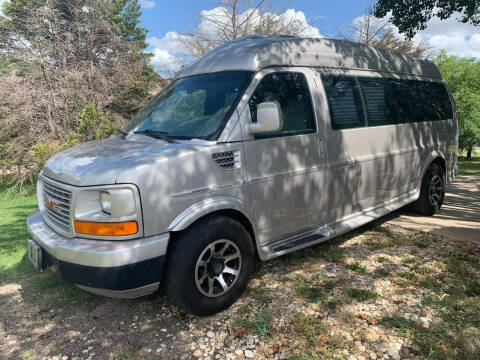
[318, 138, 326, 159]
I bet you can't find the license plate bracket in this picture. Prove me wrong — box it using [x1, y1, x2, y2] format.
[28, 239, 44, 271]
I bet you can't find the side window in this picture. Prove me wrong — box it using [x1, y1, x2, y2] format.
[248, 72, 316, 138]
[424, 82, 453, 120]
[389, 79, 453, 123]
[321, 75, 365, 130]
[388, 79, 417, 123]
[358, 77, 397, 126]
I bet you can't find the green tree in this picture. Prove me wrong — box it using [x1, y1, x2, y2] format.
[0, 0, 161, 181]
[111, 0, 148, 49]
[337, 4, 432, 58]
[374, 0, 480, 38]
[435, 50, 480, 159]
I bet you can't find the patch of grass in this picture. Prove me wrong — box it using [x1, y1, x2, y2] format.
[294, 275, 336, 304]
[381, 315, 418, 333]
[457, 155, 480, 176]
[117, 346, 142, 360]
[292, 312, 327, 338]
[401, 255, 417, 265]
[324, 297, 338, 310]
[376, 255, 388, 263]
[397, 270, 419, 281]
[443, 249, 478, 277]
[21, 350, 35, 360]
[237, 304, 252, 316]
[252, 310, 272, 337]
[464, 280, 480, 297]
[0, 191, 37, 282]
[295, 276, 325, 303]
[345, 287, 379, 301]
[419, 275, 442, 290]
[362, 228, 403, 251]
[410, 272, 480, 360]
[414, 233, 434, 248]
[373, 267, 391, 278]
[248, 283, 273, 304]
[315, 240, 347, 263]
[346, 262, 368, 274]
[233, 309, 273, 337]
[289, 313, 346, 359]
[383, 306, 480, 360]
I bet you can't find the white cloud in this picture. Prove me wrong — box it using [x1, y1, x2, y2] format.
[149, 32, 186, 72]
[147, 7, 322, 73]
[140, 0, 155, 10]
[415, 15, 480, 58]
[351, 12, 480, 58]
[151, 47, 182, 72]
[281, 9, 322, 38]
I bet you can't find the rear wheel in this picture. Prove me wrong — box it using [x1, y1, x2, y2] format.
[411, 162, 445, 216]
[165, 215, 255, 316]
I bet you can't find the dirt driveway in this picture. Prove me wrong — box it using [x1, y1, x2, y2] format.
[1, 177, 479, 360]
[1, 224, 480, 360]
[387, 175, 480, 244]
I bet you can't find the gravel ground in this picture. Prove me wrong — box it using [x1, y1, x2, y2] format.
[1, 222, 479, 360]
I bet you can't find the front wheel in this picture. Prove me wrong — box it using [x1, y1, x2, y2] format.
[411, 162, 445, 216]
[165, 215, 255, 316]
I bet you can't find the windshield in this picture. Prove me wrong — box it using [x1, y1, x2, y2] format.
[125, 71, 253, 140]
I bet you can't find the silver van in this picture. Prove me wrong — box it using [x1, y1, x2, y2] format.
[27, 35, 458, 315]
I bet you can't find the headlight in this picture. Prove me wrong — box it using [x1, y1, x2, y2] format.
[100, 191, 112, 214]
[73, 186, 141, 238]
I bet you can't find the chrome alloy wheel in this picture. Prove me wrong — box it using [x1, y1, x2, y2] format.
[195, 239, 242, 298]
[428, 174, 443, 206]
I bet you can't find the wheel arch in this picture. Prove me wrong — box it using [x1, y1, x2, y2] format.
[167, 196, 257, 247]
[416, 151, 446, 195]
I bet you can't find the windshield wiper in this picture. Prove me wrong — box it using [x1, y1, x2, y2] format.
[117, 129, 128, 139]
[133, 129, 178, 144]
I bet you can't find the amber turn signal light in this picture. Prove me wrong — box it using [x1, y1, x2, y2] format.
[74, 221, 138, 236]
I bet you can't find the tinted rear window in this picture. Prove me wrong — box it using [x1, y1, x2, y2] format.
[321, 75, 365, 130]
[321, 73, 453, 130]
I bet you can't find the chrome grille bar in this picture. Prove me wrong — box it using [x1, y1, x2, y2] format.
[41, 179, 72, 236]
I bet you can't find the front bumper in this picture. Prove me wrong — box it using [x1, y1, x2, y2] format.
[27, 210, 169, 298]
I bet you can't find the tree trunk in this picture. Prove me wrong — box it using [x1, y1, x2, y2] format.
[466, 147, 472, 159]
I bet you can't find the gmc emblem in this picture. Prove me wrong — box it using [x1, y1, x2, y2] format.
[45, 198, 58, 212]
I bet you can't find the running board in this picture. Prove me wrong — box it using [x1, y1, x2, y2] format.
[258, 189, 418, 261]
[265, 225, 330, 256]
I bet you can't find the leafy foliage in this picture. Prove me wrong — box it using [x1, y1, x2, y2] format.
[66, 104, 119, 146]
[339, 5, 432, 57]
[0, 0, 161, 184]
[374, 0, 480, 38]
[435, 51, 480, 157]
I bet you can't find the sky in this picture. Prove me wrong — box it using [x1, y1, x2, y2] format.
[1, 0, 479, 72]
[138, 0, 480, 73]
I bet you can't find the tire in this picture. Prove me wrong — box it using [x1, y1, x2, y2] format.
[411, 162, 445, 216]
[165, 215, 255, 316]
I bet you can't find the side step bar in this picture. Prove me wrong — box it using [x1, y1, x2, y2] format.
[259, 189, 419, 261]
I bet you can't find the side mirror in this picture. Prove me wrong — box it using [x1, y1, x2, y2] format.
[246, 101, 283, 134]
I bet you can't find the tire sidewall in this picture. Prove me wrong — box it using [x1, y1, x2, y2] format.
[420, 163, 445, 214]
[168, 216, 254, 315]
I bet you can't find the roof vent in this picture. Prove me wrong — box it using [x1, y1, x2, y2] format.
[212, 150, 240, 169]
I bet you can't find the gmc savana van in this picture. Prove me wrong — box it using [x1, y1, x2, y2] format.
[27, 35, 458, 315]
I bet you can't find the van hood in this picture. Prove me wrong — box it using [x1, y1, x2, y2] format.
[42, 136, 190, 186]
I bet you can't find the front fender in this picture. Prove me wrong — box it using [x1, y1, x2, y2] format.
[167, 196, 254, 232]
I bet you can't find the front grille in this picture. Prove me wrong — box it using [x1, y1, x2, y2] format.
[42, 179, 72, 235]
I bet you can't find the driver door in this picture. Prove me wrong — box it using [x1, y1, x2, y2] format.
[240, 68, 328, 245]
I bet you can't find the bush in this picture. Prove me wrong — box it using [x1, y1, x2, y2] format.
[29, 143, 60, 167]
[65, 104, 119, 147]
